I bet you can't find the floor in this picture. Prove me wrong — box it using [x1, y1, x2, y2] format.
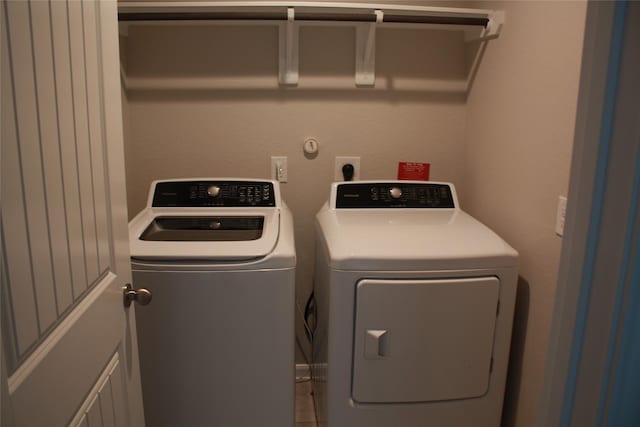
[296, 379, 317, 426]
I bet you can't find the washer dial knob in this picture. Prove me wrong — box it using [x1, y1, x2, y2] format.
[207, 185, 221, 197]
[389, 187, 402, 199]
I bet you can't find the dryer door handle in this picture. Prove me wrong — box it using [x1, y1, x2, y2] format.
[365, 329, 388, 359]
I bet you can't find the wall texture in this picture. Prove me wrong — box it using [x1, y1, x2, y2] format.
[121, 23, 469, 362]
[463, 2, 587, 426]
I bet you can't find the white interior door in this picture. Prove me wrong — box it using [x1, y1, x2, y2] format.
[1, 0, 145, 425]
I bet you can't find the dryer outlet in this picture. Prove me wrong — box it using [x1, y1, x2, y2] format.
[335, 156, 360, 181]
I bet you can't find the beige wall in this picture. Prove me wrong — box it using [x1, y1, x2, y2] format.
[121, 24, 469, 362]
[463, 1, 586, 426]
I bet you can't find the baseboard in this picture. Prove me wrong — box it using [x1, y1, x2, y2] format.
[296, 363, 311, 379]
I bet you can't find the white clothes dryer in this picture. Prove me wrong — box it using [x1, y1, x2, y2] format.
[129, 179, 295, 427]
[312, 181, 518, 427]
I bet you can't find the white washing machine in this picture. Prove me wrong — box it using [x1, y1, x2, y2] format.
[129, 178, 295, 427]
[312, 181, 518, 427]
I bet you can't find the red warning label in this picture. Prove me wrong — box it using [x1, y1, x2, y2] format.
[397, 162, 430, 181]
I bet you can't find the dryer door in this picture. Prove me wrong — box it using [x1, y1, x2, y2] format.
[352, 277, 500, 403]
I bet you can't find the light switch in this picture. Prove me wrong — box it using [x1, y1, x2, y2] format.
[271, 156, 288, 182]
[556, 196, 567, 236]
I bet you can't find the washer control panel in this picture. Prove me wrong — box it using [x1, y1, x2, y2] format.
[336, 182, 455, 208]
[152, 181, 276, 207]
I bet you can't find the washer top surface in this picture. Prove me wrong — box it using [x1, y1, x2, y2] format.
[129, 178, 287, 262]
[316, 181, 518, 271]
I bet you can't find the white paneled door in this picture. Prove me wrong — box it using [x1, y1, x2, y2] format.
[1, 0, 145, 426]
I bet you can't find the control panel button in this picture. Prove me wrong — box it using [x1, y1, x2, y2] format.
[207, 185, 221, 197]
[389, 187, 403, 199]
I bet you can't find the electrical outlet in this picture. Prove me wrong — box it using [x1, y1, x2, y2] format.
[334, 156, 361, 181]
[556, 196, 567, 236]
[271, 156, 288, 182]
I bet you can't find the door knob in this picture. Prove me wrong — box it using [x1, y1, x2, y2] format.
[123, 283, 152, 307]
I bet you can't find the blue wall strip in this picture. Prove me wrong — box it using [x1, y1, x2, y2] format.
[605, 148, 640, 427]
[560, 2, 628, 426]
[597, 142, 640, 422]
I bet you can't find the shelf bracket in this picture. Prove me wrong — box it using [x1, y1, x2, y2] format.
[355, 9, 383, 87]
[278, 7, 299, 86]
[466, 10, 505, 43]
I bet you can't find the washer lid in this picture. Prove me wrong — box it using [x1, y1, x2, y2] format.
[129, 208, 280, 260]
[316, 207, 518, 270]
[139, 216, 265, 242]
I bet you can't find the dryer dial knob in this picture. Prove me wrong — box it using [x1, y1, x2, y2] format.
[389, 187, 402, 199]
[207, 185, 221, 197]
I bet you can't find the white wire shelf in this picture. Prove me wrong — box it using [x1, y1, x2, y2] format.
[118, 1, 504, 89]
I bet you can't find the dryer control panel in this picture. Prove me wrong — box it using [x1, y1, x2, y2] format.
[152, 180, 276, 207]
[335, 182, 455, 209]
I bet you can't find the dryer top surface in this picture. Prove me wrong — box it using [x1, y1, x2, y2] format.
[316, 206, 517, 271]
